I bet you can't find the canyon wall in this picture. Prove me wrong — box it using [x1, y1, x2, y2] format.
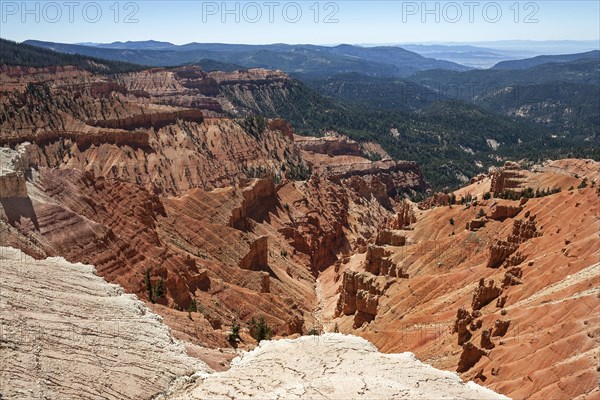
[325, 160, 600, 399]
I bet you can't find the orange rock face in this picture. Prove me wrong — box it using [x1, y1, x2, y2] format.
[325, 161, 600, 399]
[0, 64, 426, 351]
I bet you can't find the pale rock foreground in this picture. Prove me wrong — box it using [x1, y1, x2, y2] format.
[162, 334, 509, 400]
[0, 247, 206, 399]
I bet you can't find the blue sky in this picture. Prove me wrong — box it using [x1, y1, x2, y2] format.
[1, 1, 599, 45]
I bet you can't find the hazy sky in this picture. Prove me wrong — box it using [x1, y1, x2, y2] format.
[1, 1, 599, 44]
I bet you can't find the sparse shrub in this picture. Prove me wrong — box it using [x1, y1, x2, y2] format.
[364, 152, 382, 162]
[249, 316, 272, 343]
[307, 326, 320, 336]
[144, 269, 154, 303]
[287, 161, 312, 181]
[449, 218, 455, 226]
[521, 187, 535, 199]
[477, 209, 486, 218]
[238, 114, 267, 138]
[578, 178, 588, 189]
[144, 270, 165, 303]
[497, 186, 560, 200]
[153, 279, 165, 300]
[483, 192, 491, 200]
[410, 191, 426, 203]
[460, 193, 473, 205]
[228, 321, 241, 344]
[280, 249, 288, 258]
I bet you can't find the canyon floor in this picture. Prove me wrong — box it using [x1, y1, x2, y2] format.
[1, 64, 599, 399]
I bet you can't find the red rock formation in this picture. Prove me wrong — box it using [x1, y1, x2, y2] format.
[335, 270, 395, 328]
[20, 118, 304, 196]
[488, 203, 522, 221]
[453, 307, 473, 345]
[489, 161, 526, 194]
[295, 134, 362, 157]
[278, 177, 350, 273]
[238, 236, 269, 271]
[267, 119, 294, 140]
[390, 199, 417, 229]
[457, 342, 487, 373]
[0, 128, 151, 149]
[487, 215, 542, 268]
[0, 62, 427, 345]
[228, 178, 277, 230]
[364, 246, 391, 276]
[466, 218, 487, 231]
[491, 320, 511, 337]
[4, 64, 599, 400]
[0, 172, 27, 198]
[375, 230, 406, 246]
[324, 160, 599, 400]
[209, 68, 291, 85]
[337, 270, 360, 316]
[364, 245, 407, 278]
[418, 192, 451, 209]
[480, 328, 495, 350]
[326, 160, 425, 190]
[472, 279, 503, 310]
[88, 109, 204, 130]
[487, 240, 519, 268]
[502, 267, 523, 288]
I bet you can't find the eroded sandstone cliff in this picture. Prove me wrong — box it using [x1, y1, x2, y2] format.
[324, 159, 600, 399]
[2, 63, 597, 400]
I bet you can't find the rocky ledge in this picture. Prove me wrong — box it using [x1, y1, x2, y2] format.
[160, 334, 508, 400]
[0, 247, 205, 400]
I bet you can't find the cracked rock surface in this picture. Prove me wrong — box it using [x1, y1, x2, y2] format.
[0, 247, 206, 400]
[162, 334, 507, 400]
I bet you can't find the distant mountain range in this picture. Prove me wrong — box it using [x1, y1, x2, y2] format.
[23, 40, 470, 78]
[375, 40, 599, 68]
[0, 38, 144, 74]
[398, 44, 515, 69]
[22, 39, 600, 76]
[86, 40, 178, 51]
[2, 38, 599, 188]
[492, 50, 600, 69]
[464, 40, 600, 54]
